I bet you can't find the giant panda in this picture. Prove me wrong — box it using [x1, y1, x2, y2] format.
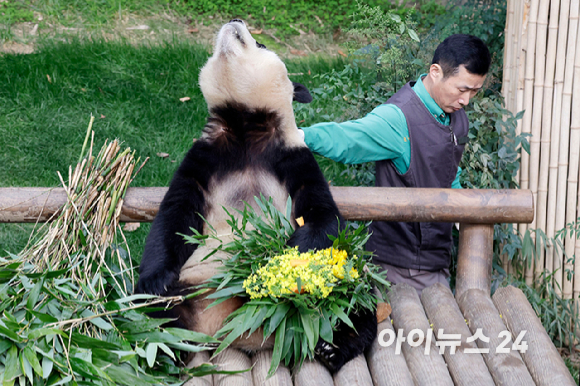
[135, 19, 377, 373]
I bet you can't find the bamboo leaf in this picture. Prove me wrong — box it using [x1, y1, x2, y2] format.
[331, 304, 354, 329]
[20, 350, 34, 384]
[268, 317, 286, 378]
[300, 312, 316, 351]
[26, 278, 44, 310]
[319, 310, 333, 343]
[23, 345, 43, 379]
[41, 349, 54, 379]
[157, 342, 175, 361]
[146, 343, 158, 367]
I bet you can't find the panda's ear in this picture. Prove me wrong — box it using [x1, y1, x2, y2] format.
[292, 82, 313, 104]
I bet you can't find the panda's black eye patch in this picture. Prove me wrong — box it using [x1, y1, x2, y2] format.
[256, 41, 266, 49]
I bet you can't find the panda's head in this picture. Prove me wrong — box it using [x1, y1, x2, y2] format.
[199, 19, 311, 142]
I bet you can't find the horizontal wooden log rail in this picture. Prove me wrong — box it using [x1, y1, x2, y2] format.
[0, 187, 534, 224]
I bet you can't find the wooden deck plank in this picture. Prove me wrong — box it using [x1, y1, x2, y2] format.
[421, 283, 495, 385]
[457, 289, 535, 385]
[333, 354, 373, 386]
[212, 348, 254, 386]
[293, 359, 334, 386]
[251, 350, 293, 386]
[389, 283, 454, 386]
[184, 351, 214, 386]
[493, 286, 576, 385]
[366, 318, 414, 386]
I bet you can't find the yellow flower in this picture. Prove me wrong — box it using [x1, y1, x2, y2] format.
[242, 247, 360, 299]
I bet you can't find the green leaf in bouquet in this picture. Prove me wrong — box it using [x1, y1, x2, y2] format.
[319, 309, 333, 343]
[300, 312, 318, 352]
[331, 304, 354, 329]
[265, 302, 291, 336]
[205, 285, 245, 300]
[268, 316, 286, 378]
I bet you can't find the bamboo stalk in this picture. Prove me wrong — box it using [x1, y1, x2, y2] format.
[554, 0, 580, 296]
[518, 0, 535, 238]
[503, 0, 515, 106]
[510, 1, 527, 116]
[520, 0, 540, 194]
[526, 0, 550, 286]
[564, 9, 580, 299]
[546, 0, 573, 278]
[535, 0, 562, 282]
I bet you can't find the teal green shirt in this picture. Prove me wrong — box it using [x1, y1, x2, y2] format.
[302, 74, 462, 189]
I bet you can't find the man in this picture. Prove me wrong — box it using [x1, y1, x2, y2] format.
[300, 34, 491, 295]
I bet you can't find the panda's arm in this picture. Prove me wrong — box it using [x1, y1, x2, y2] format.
[136, 146, 214, 296]
[274, 146, 344, 251]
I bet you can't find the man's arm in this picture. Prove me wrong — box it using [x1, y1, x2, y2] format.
[301, 104, 410, 171]
[451, 167, 462, 189]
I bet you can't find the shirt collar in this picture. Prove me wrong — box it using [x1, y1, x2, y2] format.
[412, 73, 448, 122]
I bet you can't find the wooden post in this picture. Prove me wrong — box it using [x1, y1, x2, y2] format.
[457, 289, 535, 385]
[389, 283, 454, 386]
[421, 284, 495, 385]
[493, 286, 576, 385]
[455, 224, 495, 300]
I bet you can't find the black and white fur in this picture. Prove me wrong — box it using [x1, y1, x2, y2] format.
[135, 19, 376, 373]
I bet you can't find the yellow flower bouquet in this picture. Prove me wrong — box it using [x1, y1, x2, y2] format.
[183, 196, 389, 376]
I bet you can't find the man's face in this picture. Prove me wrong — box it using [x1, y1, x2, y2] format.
[430, 64, 486, 114]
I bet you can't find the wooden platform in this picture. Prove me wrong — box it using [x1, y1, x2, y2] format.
[184, 284, 575, 386]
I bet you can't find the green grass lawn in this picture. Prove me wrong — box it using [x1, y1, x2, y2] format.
[0, 37, 351, 259]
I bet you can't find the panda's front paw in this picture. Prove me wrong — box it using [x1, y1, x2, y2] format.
[314, 340, 346, 373]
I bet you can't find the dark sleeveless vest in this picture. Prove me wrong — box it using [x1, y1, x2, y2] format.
[366, 81, 468, 271]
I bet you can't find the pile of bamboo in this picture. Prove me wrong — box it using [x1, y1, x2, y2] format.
[502, 0, 580, 299]
[20, 116, 148, 311]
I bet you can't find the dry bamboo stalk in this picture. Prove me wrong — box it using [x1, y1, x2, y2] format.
[535, 0, 562, 281]
[526, 0, 550, 286]
[503, 0, 515, 107]
[513, 0, 524, 110]
[520, 0, 540, 194]
[516, 0, 537, 234]
[554, 0, 580, 296]
[546, 0, 573, 278]
[564, 11, 580, 299]
[20, 122, 147, 319]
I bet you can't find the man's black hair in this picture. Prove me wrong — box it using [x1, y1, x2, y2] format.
[432, 34, 491, 78]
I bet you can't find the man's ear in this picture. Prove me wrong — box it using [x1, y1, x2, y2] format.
[292, 82, 313, 103]
[429, 63, 444, 81]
